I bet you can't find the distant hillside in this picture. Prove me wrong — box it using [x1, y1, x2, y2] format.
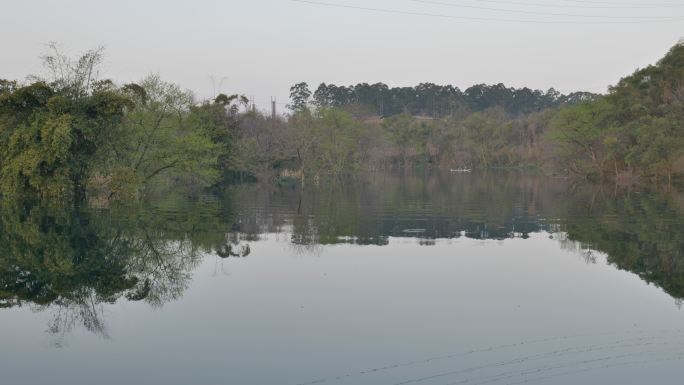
[552, 41, 684, 184]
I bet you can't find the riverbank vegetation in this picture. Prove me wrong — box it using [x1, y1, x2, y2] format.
[552, 41, 684, 184]
[1, 41, 683, 203]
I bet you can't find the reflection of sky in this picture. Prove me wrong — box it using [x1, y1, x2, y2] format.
[2, 233, 683, 385]
[3, 0, 683, 110]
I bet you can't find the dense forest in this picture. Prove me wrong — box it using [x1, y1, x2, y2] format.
[1, 41, 683, 203]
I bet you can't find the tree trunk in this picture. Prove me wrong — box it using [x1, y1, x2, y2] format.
[73, 178, 86, 203]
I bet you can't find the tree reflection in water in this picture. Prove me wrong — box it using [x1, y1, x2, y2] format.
[0, 197, 242, 344]
[228, 171, 684, 300]
[2, 171, 684, 341]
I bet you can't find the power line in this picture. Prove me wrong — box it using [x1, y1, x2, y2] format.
[557, 0, 684, 7]
[291, 0, 684, 23]
[466, 0, 684, 9]
[408, 0, 684, 19]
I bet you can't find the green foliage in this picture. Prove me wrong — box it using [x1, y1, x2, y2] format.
[461, 107, 513, 168]
[0, 79, 17, 93]
[190, 92, 247, 172]
[292, 108, 362, 178]
[383, 114, 423, 164]
[0, 80, 131, 199]
[102, 75, 220, 198]
[551, 41, 684, 182]
[382, 114, 445, 165]
[288, 82, 312, 114]
[551, 98, 613, 178]
[0, 47, 229, 202]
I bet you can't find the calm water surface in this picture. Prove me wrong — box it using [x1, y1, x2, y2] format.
[2, 171, 684, 384]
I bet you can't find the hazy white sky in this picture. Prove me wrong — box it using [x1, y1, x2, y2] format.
[2, 0, 683, 111]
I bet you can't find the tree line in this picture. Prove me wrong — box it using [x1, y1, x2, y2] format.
[281, 41, 684, 184]
[301, 81, 596, 117]
[2, 41, 683, 203]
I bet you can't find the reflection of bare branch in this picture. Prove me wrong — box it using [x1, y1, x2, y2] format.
[126, 232, 200, 307]
[582, 249, 598, 265]
[554, 231, 599, 265]
[288, 232, 324, 257]
[41, 288, 109, 348]
[211, 234, 252, 276]
[38, 227, 204, 342]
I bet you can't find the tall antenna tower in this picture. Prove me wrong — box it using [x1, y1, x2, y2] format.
[271, 97, 277, 121]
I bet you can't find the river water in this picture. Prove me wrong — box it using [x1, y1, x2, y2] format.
[2, 171, 683, 384]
